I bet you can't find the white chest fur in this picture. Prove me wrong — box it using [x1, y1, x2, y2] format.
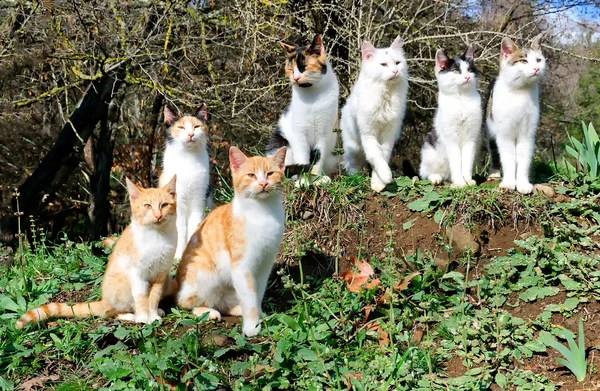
[129, 222, 177, 279]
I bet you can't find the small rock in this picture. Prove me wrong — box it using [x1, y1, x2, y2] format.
[201, 331, 230, 347]
[302, 211, 314, 220]
[445, 224, 481, 255]
[534, 184, 555, 198]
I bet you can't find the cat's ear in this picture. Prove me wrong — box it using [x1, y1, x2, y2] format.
[164, 105, 178, 126]
[309, 34, 324, 56]
[126, 178, 142, 202]
[279, 41, 296, 53]
[501, 37, 518, 59]
[161, 175, 177, 198]
[531, 31, 547, 51]
[463, 44, 475, 61]
[272, 147, 287, 171]
[229, 147, 248, 173]
[361, 41, 377, 60]
[391, 35, 404, 50]
[195, 103, 208, 122]
[435, 49, 450, 71]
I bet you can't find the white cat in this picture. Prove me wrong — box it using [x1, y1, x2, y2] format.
[340, 36, 409, 192]
[267, 34, 339, 185]
[419, 45, 482, 187]
[160, 104, 211, 259]
[485, 33, 546, 194]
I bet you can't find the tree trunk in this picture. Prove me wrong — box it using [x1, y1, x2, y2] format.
[0, 69, 124, 243]
[88, 106, 115, 241]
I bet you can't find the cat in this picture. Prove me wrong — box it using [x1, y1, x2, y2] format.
[176, 147, 286, 337]
[266, 34, 339, 186]
[340, 36, 409, 192]
[16, 177, 178, 328]
[419, 45, 482, 187]
[160, 104, 211, 259]
[485, 33, 546, 194]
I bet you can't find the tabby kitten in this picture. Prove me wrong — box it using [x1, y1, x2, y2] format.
[267, 34, 339, 185]
[340, 36, 409, 192]
[160, 105, 211, 259]
[485, 33, 546, 193]
[176, 147, 286, 337]
[16, 177, 178, 328]
[419, 45, 482, 187]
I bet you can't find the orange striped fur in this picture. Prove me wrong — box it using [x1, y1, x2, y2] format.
[16, 176, 178, 329]
[176, 147, 287, 337]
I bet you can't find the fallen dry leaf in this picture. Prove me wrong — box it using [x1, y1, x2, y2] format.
[367, 322, 389, 346]
[412, 323, 425, 344]
[19, 375, 59, 391]
[339, 256, 381, 293]
[378, 272, 421, 305]
[345, 372, 363, 389]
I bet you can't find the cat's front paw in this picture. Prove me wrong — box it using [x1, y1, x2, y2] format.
[428, 174, 443, 185]
[487, 169, 502, 180]
[192, 307, 221, 321]
[464, 178, 476, 187]
[295, 173, 312, 189]
[242, 321, 261, 337]
[376, 165, 393, 185]
[157, 308, 165, 317]
[370, 176, 387, 193]
[451, 180, 467, 188]
[516, 181, 534, 194]
[117, 313, 136, 322]
[499, 181, 516, 190]
[312, 175, 331, 186]
[147, 312, 162, 323]
[134, 313, 150, 324]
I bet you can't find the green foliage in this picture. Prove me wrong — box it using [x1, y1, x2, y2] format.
[563, 122, 600, 192]
[538, 318, 587, 382]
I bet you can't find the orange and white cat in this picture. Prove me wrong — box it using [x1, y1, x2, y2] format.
[16, 177, 178, 328]
[176, 147, 286, 337]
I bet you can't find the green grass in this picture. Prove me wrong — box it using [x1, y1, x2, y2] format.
[1, 176, 600, 390]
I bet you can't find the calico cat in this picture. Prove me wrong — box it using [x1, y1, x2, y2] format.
[419, 45, 482, 187]
[266, 34, 339, 185]
[160, 105, 211, 259]
[485, 33, 546, 194]
[16, 177, 178, 328]
[176, 147, 286, 337]
[340, 36, 409, 192]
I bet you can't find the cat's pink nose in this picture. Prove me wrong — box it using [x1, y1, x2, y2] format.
[392, 70, 398, 75]
[188, 133, 194, 139]
[259, 181, 268, 189]
[533, 67, 539, 73]
[294, 76, 301, 82]
[155, 214, 162, 222]
[465, 76, 470, 81]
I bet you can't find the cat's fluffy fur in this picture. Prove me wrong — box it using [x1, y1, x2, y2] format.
[485, 34, 546, 194]
[160, 105, 211, 258]
[340, 36, 409, 192]
[176, 147, 287, 337]
[266, 35, 339, 183]
[16, 177, 178, 328]
[419, 45, 482, 187]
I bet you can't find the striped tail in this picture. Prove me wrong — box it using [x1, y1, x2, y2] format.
[16, 301, 110, 329]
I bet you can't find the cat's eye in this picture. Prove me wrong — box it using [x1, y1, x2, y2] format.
[395, 61, 400, 65]
[160, 203, 169, 209]
[266, 171, 274, 177]
[247, 173, 256, 178]
[519, 59, 528, 63]
[143, 204, 152, 210]
[453, 69, 460, 74]
[536, 58, 542, 63]
[194, 125, 202, 129]
[380, 63, 388, 67]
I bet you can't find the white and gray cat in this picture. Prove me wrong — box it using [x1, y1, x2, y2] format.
[485, 33, 547, 194]
[340, 36, 409, 192]
[420, 45, 482, 187]
[266, 34, 339, 185]
[160, 105, 212, 259]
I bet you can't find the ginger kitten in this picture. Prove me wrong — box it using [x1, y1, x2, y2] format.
[176, 147, 286, 337]
[160, 104, 211, 259]
[16, 177, 178, 328]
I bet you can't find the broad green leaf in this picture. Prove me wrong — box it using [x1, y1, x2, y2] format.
[518, 286, 560, 302]
[278, 314, 301, 331]
[296, 348, 318, 361]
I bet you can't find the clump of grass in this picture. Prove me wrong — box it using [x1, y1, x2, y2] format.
[539, 318, 587, 382]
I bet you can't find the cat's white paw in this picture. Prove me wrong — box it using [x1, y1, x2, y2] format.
[428, 174, 443, 185]
[227, 305, 243, 317]
[193, 307, 221, 321]
[295, 173, 312, 189]
[147, 313, 162, 323]
[487, 169, 502, 180]
[157, 308, 165, 317]
[312, 175, 331, 186]
[464, 179, 476, 186]
[134, 313, 150, 324]
[376, 165, 393, 185]
[243, 322, 261, 337]
[451, 180, 467, 188]
[370, 176, 387, 193]
[499, 181, 516, 190]
[516, 181, 534, 194]
[117, 313, 136, 322]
